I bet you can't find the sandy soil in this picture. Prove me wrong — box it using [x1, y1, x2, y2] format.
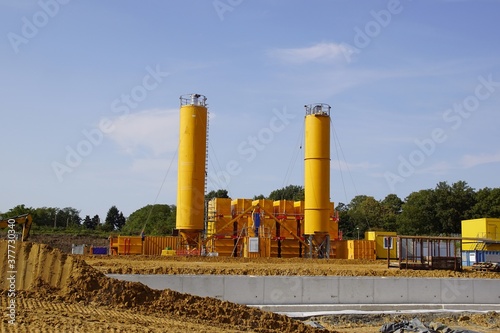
[1, 240, 499, 333]
[0, 241, 327, 333]
[83, 255, 500, 279]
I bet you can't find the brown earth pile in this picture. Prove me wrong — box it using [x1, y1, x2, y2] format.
[0, 241, 329, 333]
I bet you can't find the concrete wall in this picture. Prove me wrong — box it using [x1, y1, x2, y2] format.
[107, 274, 500, 306]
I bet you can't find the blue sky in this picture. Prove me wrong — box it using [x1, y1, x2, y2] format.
[1, 0, 500, 220]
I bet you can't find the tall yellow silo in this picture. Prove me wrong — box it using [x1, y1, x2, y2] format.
[176, 94, 208, 247]
[304, 103, 331, 258]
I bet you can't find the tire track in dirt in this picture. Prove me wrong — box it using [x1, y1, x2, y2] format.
[0, 241, 330, 333]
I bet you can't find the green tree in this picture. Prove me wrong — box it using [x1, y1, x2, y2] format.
[268, 185, 304, 201]
[103, 206, 125, 231]
[91, 215, 100, 230]
[347, 195, 383, 236]
[31, 207, 59, 227]
[336, 202, 354, 238]
[58, 207, 81, 228]
[4, 204, 32, 217]
[468, 187, 500, 218]
[397, 189, 438, 235]
[206, 189, 229, 201]
[380, 194, 403, 231]
[253, 194, 265, 200]
[83, 215, 92, 229]
[83, 214, 99, 230]
[122, 204, 176, 235]
[434, 181, 476, 234]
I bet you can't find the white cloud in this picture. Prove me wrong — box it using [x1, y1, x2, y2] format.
[268, 42, 348, 64]
[105, 109, 179, 156]
[461, 152, 500, 168]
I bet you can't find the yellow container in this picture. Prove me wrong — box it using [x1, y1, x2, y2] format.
[365, 231, 397, 259]
[347, 240, 376, 260]
[462, 218, 500, 251]
[116, 236, 143, 255]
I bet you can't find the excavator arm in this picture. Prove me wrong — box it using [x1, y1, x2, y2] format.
[0, 213, 33, 241]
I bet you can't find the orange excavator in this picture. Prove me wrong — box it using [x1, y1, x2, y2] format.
[0, 213, 33, 241]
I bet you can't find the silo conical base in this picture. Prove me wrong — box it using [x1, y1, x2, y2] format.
[180, 230, 202, 250]
[306, 233, 330, 259]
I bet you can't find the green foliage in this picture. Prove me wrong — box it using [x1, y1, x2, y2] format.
[83, 214, 100, 230]
[3, 205, 81, 228]
[4, 204, 31, 217]
[380, 194, 403, 231]
[103, 206, 126, 231]
[121, 204, 176, 236]
[206, 189, 229, 201]
[253, 194, 265, 200]
[3, 180, 498, 239]
[397, 189, 437, 235]
[397, 181, 477, 235]
[336, 195, 386, 239]
[268, 185, 304, 201]
[468, 187, 500, 218]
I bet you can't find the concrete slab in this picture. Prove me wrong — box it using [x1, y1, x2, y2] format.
[338, 277, 374, 304]
[108, 274, 183, 292]
[264, 276, 302, 304]
[106, 274, 500, 308]
[182, 275, 224, 300]
[408, 278, 441, 304]
[301, 276, 339, 304]
[224, 276, 264, 305]
[473, 279, 500, 304]
[440, 279, 473, 304]
[374, 278, 408, 303]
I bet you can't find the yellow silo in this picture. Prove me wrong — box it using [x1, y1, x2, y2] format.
[176, 94, 208, 247]
[304, 103, 331, 258]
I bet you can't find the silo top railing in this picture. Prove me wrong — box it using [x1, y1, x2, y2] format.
[304, 103, 331, 116]
[180, 94, 207, 107]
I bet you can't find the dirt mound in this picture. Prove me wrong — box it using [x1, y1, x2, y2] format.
[0, 241, 329, 333]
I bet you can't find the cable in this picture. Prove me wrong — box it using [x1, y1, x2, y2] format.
[141, 140, 180, 235]
[330, 119, 349, 205]
[281, 122, 304, 190]
[330, 119, 371, 230]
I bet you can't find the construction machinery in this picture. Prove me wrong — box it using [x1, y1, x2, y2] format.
[0, 213, 33, 241]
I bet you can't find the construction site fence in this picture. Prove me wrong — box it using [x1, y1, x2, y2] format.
[109, 235, 183, 255]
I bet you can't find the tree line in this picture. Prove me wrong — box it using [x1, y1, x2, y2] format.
[338, 181, 500, 238]
[1, 204, 126, 232]
[2, 180, 498, 237]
